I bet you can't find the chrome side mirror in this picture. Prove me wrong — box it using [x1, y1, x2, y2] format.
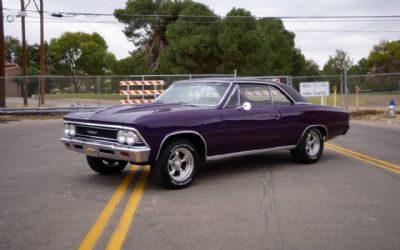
[236, 102, 252, 111]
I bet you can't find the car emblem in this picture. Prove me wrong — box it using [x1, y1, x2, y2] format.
[87, 129, 98, 135]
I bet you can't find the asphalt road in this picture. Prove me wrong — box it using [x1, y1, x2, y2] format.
[1, 119, 400, 250]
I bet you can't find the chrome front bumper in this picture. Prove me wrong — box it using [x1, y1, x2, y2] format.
[60, 137, 150, 163]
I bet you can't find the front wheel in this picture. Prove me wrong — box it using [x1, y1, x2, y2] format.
[152, 140, 199, 189]
[291, 128, 324, 164]
[86, 156, 128, 175]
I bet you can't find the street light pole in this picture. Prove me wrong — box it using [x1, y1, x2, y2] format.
[21, 0, 28, 106]
[0, 0, 6, 108]
[39, 0, 45, 105]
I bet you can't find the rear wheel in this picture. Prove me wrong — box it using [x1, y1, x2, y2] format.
[152, 140, 199, 189]
[291, 128, 324, 164]
[86, 156, 128, 175]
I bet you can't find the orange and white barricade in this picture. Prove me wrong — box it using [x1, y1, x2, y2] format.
[119, 80, 164, 104]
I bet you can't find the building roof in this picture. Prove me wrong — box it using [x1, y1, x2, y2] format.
[5, 63, 19, 71]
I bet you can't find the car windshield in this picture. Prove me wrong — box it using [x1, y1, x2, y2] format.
[155, 81, 231, 106]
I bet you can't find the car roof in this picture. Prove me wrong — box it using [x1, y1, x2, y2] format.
[175, 77, 308, 103]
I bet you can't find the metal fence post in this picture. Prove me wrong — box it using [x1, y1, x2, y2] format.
[287, 76, 293, 87]
[97, 76, 100, 107]
[344, 69, 349, 110]
[38, 77, 41, 107]
[340, 74, 344, 109]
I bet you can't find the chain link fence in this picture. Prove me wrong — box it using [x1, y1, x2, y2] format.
[1, 74, 234, 108]
[1, 72, 399, 111]
[292, 73, 400, 111]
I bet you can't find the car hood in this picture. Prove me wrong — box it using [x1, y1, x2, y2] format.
[65, 103, 210, 125]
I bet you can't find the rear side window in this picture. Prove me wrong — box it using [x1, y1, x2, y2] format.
[239, 84, 272, 106]
[270, 86, 292, 105]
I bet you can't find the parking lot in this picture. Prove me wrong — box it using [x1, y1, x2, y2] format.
[1, 119, 400, 250]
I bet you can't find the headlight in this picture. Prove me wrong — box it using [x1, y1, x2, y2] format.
[64, 124, 70, 136]
[126, 131, 137, 145]
[117, 130, 126, 144]
[68, 125, 76, 136]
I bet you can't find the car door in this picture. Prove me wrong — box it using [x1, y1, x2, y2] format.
[269, 85, 305, 146]
[218, 83, 282, 155]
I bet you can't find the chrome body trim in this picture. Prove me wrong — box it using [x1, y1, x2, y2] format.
[60, 137, 150, 163]
[223, 84, 239, 108]
[296, 125, 329, 147]
[63, 121, 149, 147]
[294, 102, 311, 105]
[206, 145, 296, 161]
[155, 130, 208, 162]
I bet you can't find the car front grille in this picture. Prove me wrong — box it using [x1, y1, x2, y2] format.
[75, 125, 118, 142]
[72, 123, 145, 145]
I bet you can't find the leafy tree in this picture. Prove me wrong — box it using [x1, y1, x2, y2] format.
[116, 1, 317, 76]
[5, 36, 21, 63]
[302, 59, 321, 75]
[114, 0, 191, 71]
[49, 32, 115, 91]
[367, 40, 400, 73]
[348, 58, 368, 75]
[323, 49, 353, 74]
[112, 52, 151, 75]
[256, 18, 300, 75]
[217, 8, 265, 75]
[159, 1, 220, 73]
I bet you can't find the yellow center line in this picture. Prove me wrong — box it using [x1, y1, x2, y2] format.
[106, 165, 150, 250]
[325, 144, 400, 175]
[78, 165, 140, 250]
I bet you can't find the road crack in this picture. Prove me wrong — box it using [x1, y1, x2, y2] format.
[262, 166, 284, 250]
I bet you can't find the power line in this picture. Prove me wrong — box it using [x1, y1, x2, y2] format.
[273, 29, 400, 34]
[6, 19, 400, 33]
[3, 7, 400, 20]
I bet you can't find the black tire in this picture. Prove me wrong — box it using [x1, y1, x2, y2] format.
[291, 128, 324, 164]
[152, 139, 199, 189]
[86, 156, 128, 175]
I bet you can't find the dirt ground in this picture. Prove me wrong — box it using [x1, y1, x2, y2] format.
[350, 110, 400, 125]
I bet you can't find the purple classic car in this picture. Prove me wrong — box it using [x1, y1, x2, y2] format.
[61, 78, 349, 189]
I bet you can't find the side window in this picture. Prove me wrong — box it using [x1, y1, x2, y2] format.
[270, 85, 292, 105]
[226, 86, 239, 108]
[239, 84, 272, 106]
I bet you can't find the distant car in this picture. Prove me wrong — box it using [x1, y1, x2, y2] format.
[61, 78, 349, 189]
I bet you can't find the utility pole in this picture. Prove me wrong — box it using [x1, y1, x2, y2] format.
[0, 0, 6, 108]
[39, 0, 45, 105]
[21, 0, 28, 106]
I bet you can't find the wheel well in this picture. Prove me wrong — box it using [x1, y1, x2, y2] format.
[297, 125, 328, 147]
[311, 126, 328, 141]
[158, 133, 207, 162]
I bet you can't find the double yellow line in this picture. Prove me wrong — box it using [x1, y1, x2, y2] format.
[78, 165, 150, 250]
[326, 143, 400, 175]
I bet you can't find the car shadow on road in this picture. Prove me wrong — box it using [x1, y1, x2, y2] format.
[199, 151, 300, 176]
[74, 151, 340, 191]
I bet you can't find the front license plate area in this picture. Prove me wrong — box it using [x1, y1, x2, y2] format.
[84, 146, 98, 157]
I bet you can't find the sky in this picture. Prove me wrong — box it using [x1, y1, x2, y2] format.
[3, 0, 400, 69]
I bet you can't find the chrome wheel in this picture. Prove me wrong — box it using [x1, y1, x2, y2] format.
[305, 130, 321, 159]
[167, 147, 194, 182]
